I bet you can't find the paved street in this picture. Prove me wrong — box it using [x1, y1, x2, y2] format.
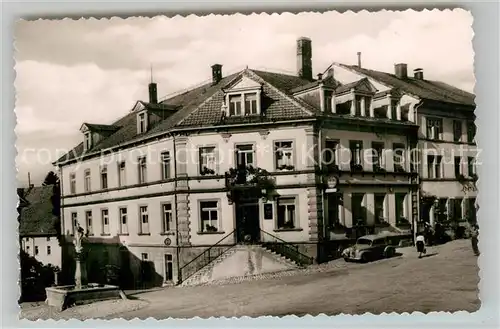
[20, 239, 479, 320]
[111, 239, 480, 319]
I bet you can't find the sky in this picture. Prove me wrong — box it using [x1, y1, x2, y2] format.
[14, 9, 474, 187]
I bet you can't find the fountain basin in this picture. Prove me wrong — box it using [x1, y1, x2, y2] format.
[45, 283, 125, 311]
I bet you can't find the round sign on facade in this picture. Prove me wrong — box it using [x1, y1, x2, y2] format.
[164, 238, 172, 246]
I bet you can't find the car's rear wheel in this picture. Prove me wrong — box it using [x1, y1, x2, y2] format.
[384, 247, 395, 258]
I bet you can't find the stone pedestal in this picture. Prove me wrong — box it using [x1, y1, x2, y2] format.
[74, 253, 88, 289]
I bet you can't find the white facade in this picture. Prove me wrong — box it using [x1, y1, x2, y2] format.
[21, 235, 62, 268]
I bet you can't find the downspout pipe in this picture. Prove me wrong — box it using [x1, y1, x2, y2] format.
[412, 100, 424, 242]
[172, 134, 181, 284]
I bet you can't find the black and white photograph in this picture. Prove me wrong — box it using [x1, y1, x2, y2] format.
[15, 9, 480, 320]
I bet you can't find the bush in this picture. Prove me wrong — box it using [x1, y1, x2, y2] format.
[19, 250, 60, 302]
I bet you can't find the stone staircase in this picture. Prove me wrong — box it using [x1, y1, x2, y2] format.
[180, 244, 299, 287]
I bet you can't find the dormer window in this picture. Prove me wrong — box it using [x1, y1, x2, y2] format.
[324, 90, 333, 112]
[228, 92, 261, 117]
[137, 111, 148, 134]
[84, 132, 92, 151]
[244, 93, 258, 115]
[229, 95, 242, 116]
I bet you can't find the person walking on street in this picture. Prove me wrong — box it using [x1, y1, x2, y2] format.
[415, 233, 426, 258]
[470, 224, 480, 256]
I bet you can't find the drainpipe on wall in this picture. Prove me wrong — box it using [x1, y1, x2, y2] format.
[172, 133, 181, 284]
[412, 100, 424, 242]
[318, 124, 327, 258]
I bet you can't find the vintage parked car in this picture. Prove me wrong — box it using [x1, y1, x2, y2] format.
[342, 234, 396, 262]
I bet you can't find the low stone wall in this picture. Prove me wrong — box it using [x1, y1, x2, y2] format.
[45, 284, 124, 311]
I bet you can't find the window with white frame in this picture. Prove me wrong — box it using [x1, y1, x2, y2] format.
[244, 93, 258, 115]
[374, 194, 387, 224]
[162, 203, 173, 233]
[351, 193, 366, 225]
[119, 207, 128, 234]
[118, 161, 126, 187]
[138, 111, 148, 134]
[453, 120, 463, 142]
[200, 201, 219, 232]
[71, 212, 78, 234]
[138, 157, 147, 184]
[161, 152, 171, 180]
[427, 155, 442, 179]
[371, 142, 385, 171]
[139, 206, 149, 234]
[84, 169, 91, 192]
[468, 157, 476, 177]
[324, 90, 333, 112]
[467, 121, 476, 143]
[448, 198, 463, 221]
[323, 140, 338, 167]
[84, 132, 92, 151]
[436, 198, 448, 222]
[277, 197, 297, 229]
[390, 99, 398, 120]
[70, 173, 76, 194]
[393, 143, 406, 172]
[354, 95, 362, 116]
[395, 193, 408, 225]
[349, 140, 363, 168]
[164, 254, 174, 282]
[236, 144, 254, 168]
[275, 141, 294, 170]
[85, 210, 93, 235]
[426, 117, 443, 140]
[101, 209, 109, 235]
[199, 147, 217, 175]
[229, 95, 242, 116]
[466, 198, 477, 223]
[35, 246, 39, 255]
[454, 157, 463, 178]
[100, 165, 108, 189]
[47, 246, 51, 255]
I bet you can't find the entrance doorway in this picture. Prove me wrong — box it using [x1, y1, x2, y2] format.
[236, 201, 260, 243]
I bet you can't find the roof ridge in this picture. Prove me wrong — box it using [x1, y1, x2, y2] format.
[248, 69, 315, 116]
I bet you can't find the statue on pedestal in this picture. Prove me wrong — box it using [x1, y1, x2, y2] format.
[74, 224, 87, 289]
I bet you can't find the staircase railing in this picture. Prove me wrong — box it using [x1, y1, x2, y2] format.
[260, 229, 314, 266]
[179, 230, 236, 283]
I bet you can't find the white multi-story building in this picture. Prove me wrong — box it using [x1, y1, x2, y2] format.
[55, 37, 474, 287]
[19, 186, 62, 269]
[331, 62, 478, 229]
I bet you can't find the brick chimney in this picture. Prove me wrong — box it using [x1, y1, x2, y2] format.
[414, 68, 424, 80]
[211, 64, 223, 84]
[148, 82, 158, 104]
[395, 63, 408, 79]
[297, 37, 312, 81]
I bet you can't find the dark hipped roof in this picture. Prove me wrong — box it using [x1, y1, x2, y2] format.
[55, 67, 421, 165]
[55, 69, 317, 164]
[338, 64, 475, 107]
[291, 75, 340, 94]
[19, 186, 58, 236]
[83, 123, 121, 132]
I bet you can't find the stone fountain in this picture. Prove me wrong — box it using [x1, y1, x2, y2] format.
[45, 224, 125, 311]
